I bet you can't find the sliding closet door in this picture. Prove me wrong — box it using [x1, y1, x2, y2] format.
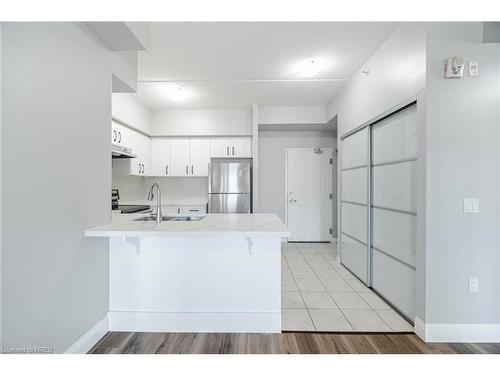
[340, 128, 369, 284]
[371, 105, 417, 320]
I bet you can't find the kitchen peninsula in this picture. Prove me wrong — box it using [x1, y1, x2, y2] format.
[85, 213, 289, 333]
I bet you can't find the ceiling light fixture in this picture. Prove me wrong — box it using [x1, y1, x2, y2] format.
[294, 58, 327, 78]
[155, 83, 192, 101]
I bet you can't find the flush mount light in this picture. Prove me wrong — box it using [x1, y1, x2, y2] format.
[293, 58, 328, 78]
[154, 83, 192, 101]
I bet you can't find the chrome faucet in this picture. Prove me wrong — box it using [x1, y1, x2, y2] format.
[147, 183, 162, 223]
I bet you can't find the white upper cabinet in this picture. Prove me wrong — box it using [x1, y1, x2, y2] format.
[169, 138, 191, 176]
[210, 137, 252, 158]
[130, 130, 151, 176]
[114, 128, 151, 177]
[151, 138, 210, 177]
[230, 137, 252, 157]
[189, 139, 210, 176]
[151, 138, 171, 176]
[111, 121, 131, 149]
[210, 138, 231, 157]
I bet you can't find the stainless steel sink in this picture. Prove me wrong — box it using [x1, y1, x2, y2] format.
[133, 215, 205, 222]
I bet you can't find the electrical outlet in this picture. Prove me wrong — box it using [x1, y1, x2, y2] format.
[464, 198, 479, 213]
[469, 277, 479, 293]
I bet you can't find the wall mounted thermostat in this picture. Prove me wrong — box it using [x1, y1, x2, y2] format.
[469, 61, 479, 76]
[445, 56, 465, 78]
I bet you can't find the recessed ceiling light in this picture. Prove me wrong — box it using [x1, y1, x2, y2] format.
[154, 83, 192, 101]
[293, 58, 328, 78]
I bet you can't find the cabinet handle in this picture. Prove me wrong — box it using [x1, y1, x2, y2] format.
[142, 164, 145, 174]
[177, 208, 180, 214]
[113, 130, 117, 142]
[138, 163, 141, 174]
[166, 165, 168, 175]
[232, 146, 234, 156]
[118, 132, 121, 143]
[186, 165, 188, 175]
[191, 165, 194, 175]
[226, 146, 229, 156]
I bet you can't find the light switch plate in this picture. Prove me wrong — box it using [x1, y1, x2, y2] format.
[469, 61, 479, 76]
[464, 198, 479, 213]
[469, 277, 479, 293]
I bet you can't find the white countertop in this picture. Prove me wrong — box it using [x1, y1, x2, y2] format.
[85, 213, 290, 238]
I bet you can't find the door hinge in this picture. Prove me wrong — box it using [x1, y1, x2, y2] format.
[329, 158, 333, 165]
[329, 193, 333, 200]
[329, 228, 333, 235]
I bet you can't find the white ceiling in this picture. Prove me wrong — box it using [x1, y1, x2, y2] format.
[135, 22, 399, 110]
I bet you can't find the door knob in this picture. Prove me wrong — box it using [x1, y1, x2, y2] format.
[289, 198, 297, 203]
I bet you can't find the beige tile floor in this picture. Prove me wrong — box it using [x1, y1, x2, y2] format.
[281, 242, 414, 333]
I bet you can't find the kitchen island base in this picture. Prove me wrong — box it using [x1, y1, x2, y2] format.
[108, 236, 282, 333]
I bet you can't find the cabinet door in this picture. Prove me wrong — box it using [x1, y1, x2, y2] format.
[111, 121, 119, 145]
[169, 138, 191, 176]
[190, 138, 210, 176]
[231, 137, 252, 157]
[210, 138, 231, 157]
[129, 130, 143, 176]
[151, 138, 170, 176]
[141, 134, 151, 176]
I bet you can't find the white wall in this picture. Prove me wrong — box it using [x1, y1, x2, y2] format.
[112, 93, 151, 134]
[327, 23, 426, 137]
[425, 39, 500, 328]
[259, 105, 327, 125]
[0, 22, 3, 346]
[258, 130, 335, 224]
[1, 23, 118, 353]
[151, 109, 252, 136]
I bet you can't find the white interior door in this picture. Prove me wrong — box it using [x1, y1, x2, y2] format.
[340, 128, 369, 283]
[286, 149, 332, 242]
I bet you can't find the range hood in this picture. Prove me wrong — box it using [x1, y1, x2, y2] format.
[112, 144, 137, 159]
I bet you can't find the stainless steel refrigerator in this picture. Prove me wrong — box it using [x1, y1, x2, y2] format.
[208, 158, 252, 213]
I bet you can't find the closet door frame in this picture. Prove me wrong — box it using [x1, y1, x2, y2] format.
[339, 98, 417, 317]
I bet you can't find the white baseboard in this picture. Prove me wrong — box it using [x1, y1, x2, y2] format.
[108, 311, 281, 333]
[414, 316, 425, 340]
[414, 317, 500, 343]
[64, 315, 109, 354]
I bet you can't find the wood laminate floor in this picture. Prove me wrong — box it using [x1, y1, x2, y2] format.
[89, 332, 500, 354]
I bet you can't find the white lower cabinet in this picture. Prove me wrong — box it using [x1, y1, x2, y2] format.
[161, 204, 207, 216]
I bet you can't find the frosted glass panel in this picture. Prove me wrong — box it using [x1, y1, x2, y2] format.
[372, 105, 417, 164]
[372, 250, 416, 320]
[341, 203, 367, 243]
[341, 128, 368, 169]
[372, 161, 417, 213]
[341, 234, 368, 283]
[372, 208, 416, 267]
[341, 168, 367, 204]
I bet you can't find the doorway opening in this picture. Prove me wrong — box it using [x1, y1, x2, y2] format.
[285, 148, 333, 242]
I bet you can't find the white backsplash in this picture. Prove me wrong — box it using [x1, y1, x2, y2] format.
[112, 174, 208, 203]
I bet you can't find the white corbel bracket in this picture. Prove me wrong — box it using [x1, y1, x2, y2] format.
[247, 236, 254, 255]
[124, 237, 141, 254]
